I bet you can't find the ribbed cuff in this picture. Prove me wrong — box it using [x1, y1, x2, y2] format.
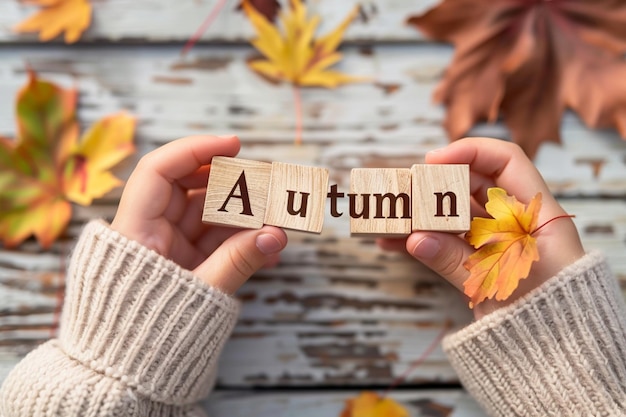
[443, 252, 626, 416]
[59, 220, 240, 405]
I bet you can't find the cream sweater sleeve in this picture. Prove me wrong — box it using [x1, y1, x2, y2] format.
[0, 220, 240, 417]
[443, 252, 626, 416]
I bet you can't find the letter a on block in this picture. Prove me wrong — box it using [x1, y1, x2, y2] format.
[411, 164, 470, 233]
[203, 156, 272, 229]
[264, 162, 329, 233]
[350, 168, 412, 236]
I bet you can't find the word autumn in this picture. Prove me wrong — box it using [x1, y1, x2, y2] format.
[202, 157, 470, 235]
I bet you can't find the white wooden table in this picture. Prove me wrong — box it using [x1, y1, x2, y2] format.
[1, 1, 625, 415]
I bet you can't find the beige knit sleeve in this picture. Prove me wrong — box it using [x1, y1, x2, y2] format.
[443, 252, 626, 416]
[0, 220, 240, 417]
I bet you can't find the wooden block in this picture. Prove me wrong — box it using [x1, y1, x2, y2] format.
[264, 162, 329, 233]
[349, 168, 412, 236]
[411, 164, 470, 233]
[203, 156, 272, 229]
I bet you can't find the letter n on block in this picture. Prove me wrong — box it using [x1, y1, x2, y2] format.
[202, 156, 272, 229]
[264, 162, 329, 233]
[411, 164, 470, 233]
[350, 168, 412, 236]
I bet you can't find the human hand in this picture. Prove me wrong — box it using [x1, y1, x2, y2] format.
[378, 137, 585, 319]
[111, 135, 287, 295]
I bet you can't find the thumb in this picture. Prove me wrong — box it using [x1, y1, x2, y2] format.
[194, 226, 288, 294]
[406, 232, 473, 292]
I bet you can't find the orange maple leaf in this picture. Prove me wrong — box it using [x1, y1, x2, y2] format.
[463, 187, 542, 308]
[407, 1, 626, 158]
[14, 0, 92, 43]
[339, 392, 409, 417]
[242, 0, 368, 143]
[0, 70, 134, 248]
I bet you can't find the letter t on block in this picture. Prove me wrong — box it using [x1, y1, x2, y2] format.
[264, 162, 329, 233]
[411, 164, 470, 233]
[202, 156, 272, 229]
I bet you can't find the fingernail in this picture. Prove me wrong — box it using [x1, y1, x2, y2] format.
[256, 233, 284, 255]
[411, 236, 440, 259]
[216, 134, 237, 139]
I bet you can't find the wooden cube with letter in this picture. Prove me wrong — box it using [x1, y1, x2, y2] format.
[349, 168, 412, 236]
[202, 156, 272, 229]
[264, 162, 330, 233]
[411, 164, 470, 233]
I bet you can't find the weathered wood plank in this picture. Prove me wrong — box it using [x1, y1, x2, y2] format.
[1, 199, 625, 386]
[0, 42, 624, 388]
[204, 389, 487, 417]
[0, 45, 624, 196]
[1, 0, 437, 44]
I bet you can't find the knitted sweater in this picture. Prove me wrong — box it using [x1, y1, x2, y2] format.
[0, 221, 240, 417]
[1, 222, 626, 416]
[443, 251, 626, 416]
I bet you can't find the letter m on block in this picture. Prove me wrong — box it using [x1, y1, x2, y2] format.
[202, 157, 272, 229]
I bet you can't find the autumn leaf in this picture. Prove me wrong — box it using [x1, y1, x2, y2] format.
[243, 0, 367, 143]
[463, 187, 542, 307]
[339, 392, 409, 417]
[407, 1, 626, 158]
[15, 0, 92, 43]
[0, 70, 135, 248]
[182, 0, 282, 57]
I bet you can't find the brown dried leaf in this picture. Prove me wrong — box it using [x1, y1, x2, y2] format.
[408, 1, 626, 158]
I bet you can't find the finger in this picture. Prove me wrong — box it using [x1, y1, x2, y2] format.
[263, 253, 282, 269]
[376, 237, 409, 253]
[143, 135, 240, 182]
[194, 226, 288, 294]
[176, 190, 210, 240]
[406, 231, 474, 291]
[425, 137, 550, 204]
[176, 165, 212, 190]
[120, 135, 240, 221]
[194, 226, 243, 256]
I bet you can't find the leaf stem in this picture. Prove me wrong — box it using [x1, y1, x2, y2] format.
[293, 84, 303, 145]
[531, 214, 576, 236]
[181, 0, 229, 57]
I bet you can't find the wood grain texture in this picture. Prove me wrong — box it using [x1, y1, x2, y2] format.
[264, 162, 329, 233]
[204, 389, 488, 416]
[411, 164, 470, 233]
[0, 6, 625, 394]
[349, 168, 412, 236]
[0, 0, 438, 44]
[203, 156, 272, 229]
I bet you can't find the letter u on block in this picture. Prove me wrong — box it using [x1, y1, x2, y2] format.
[264, 162, 329, 233]
[411, 164, 470, 233]
[202, 156, 272, 229]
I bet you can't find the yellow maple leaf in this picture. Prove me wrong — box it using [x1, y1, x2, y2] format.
[339, 392, 409, 417]
[463, 187, 542, 307]
[14, 0, 92, 44]
[63, 112, 135, 206]
[243, 0, 363, 87]
[242, 0, 367, 143]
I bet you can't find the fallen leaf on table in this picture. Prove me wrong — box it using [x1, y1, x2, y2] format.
[243, 0, 368, 143]
[14, 0, 92, 43]
[0, 70, 135, 248]
[463, 187, 542, 308]
[407, 1, 626, 158]
[339, 392, 409, 417]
